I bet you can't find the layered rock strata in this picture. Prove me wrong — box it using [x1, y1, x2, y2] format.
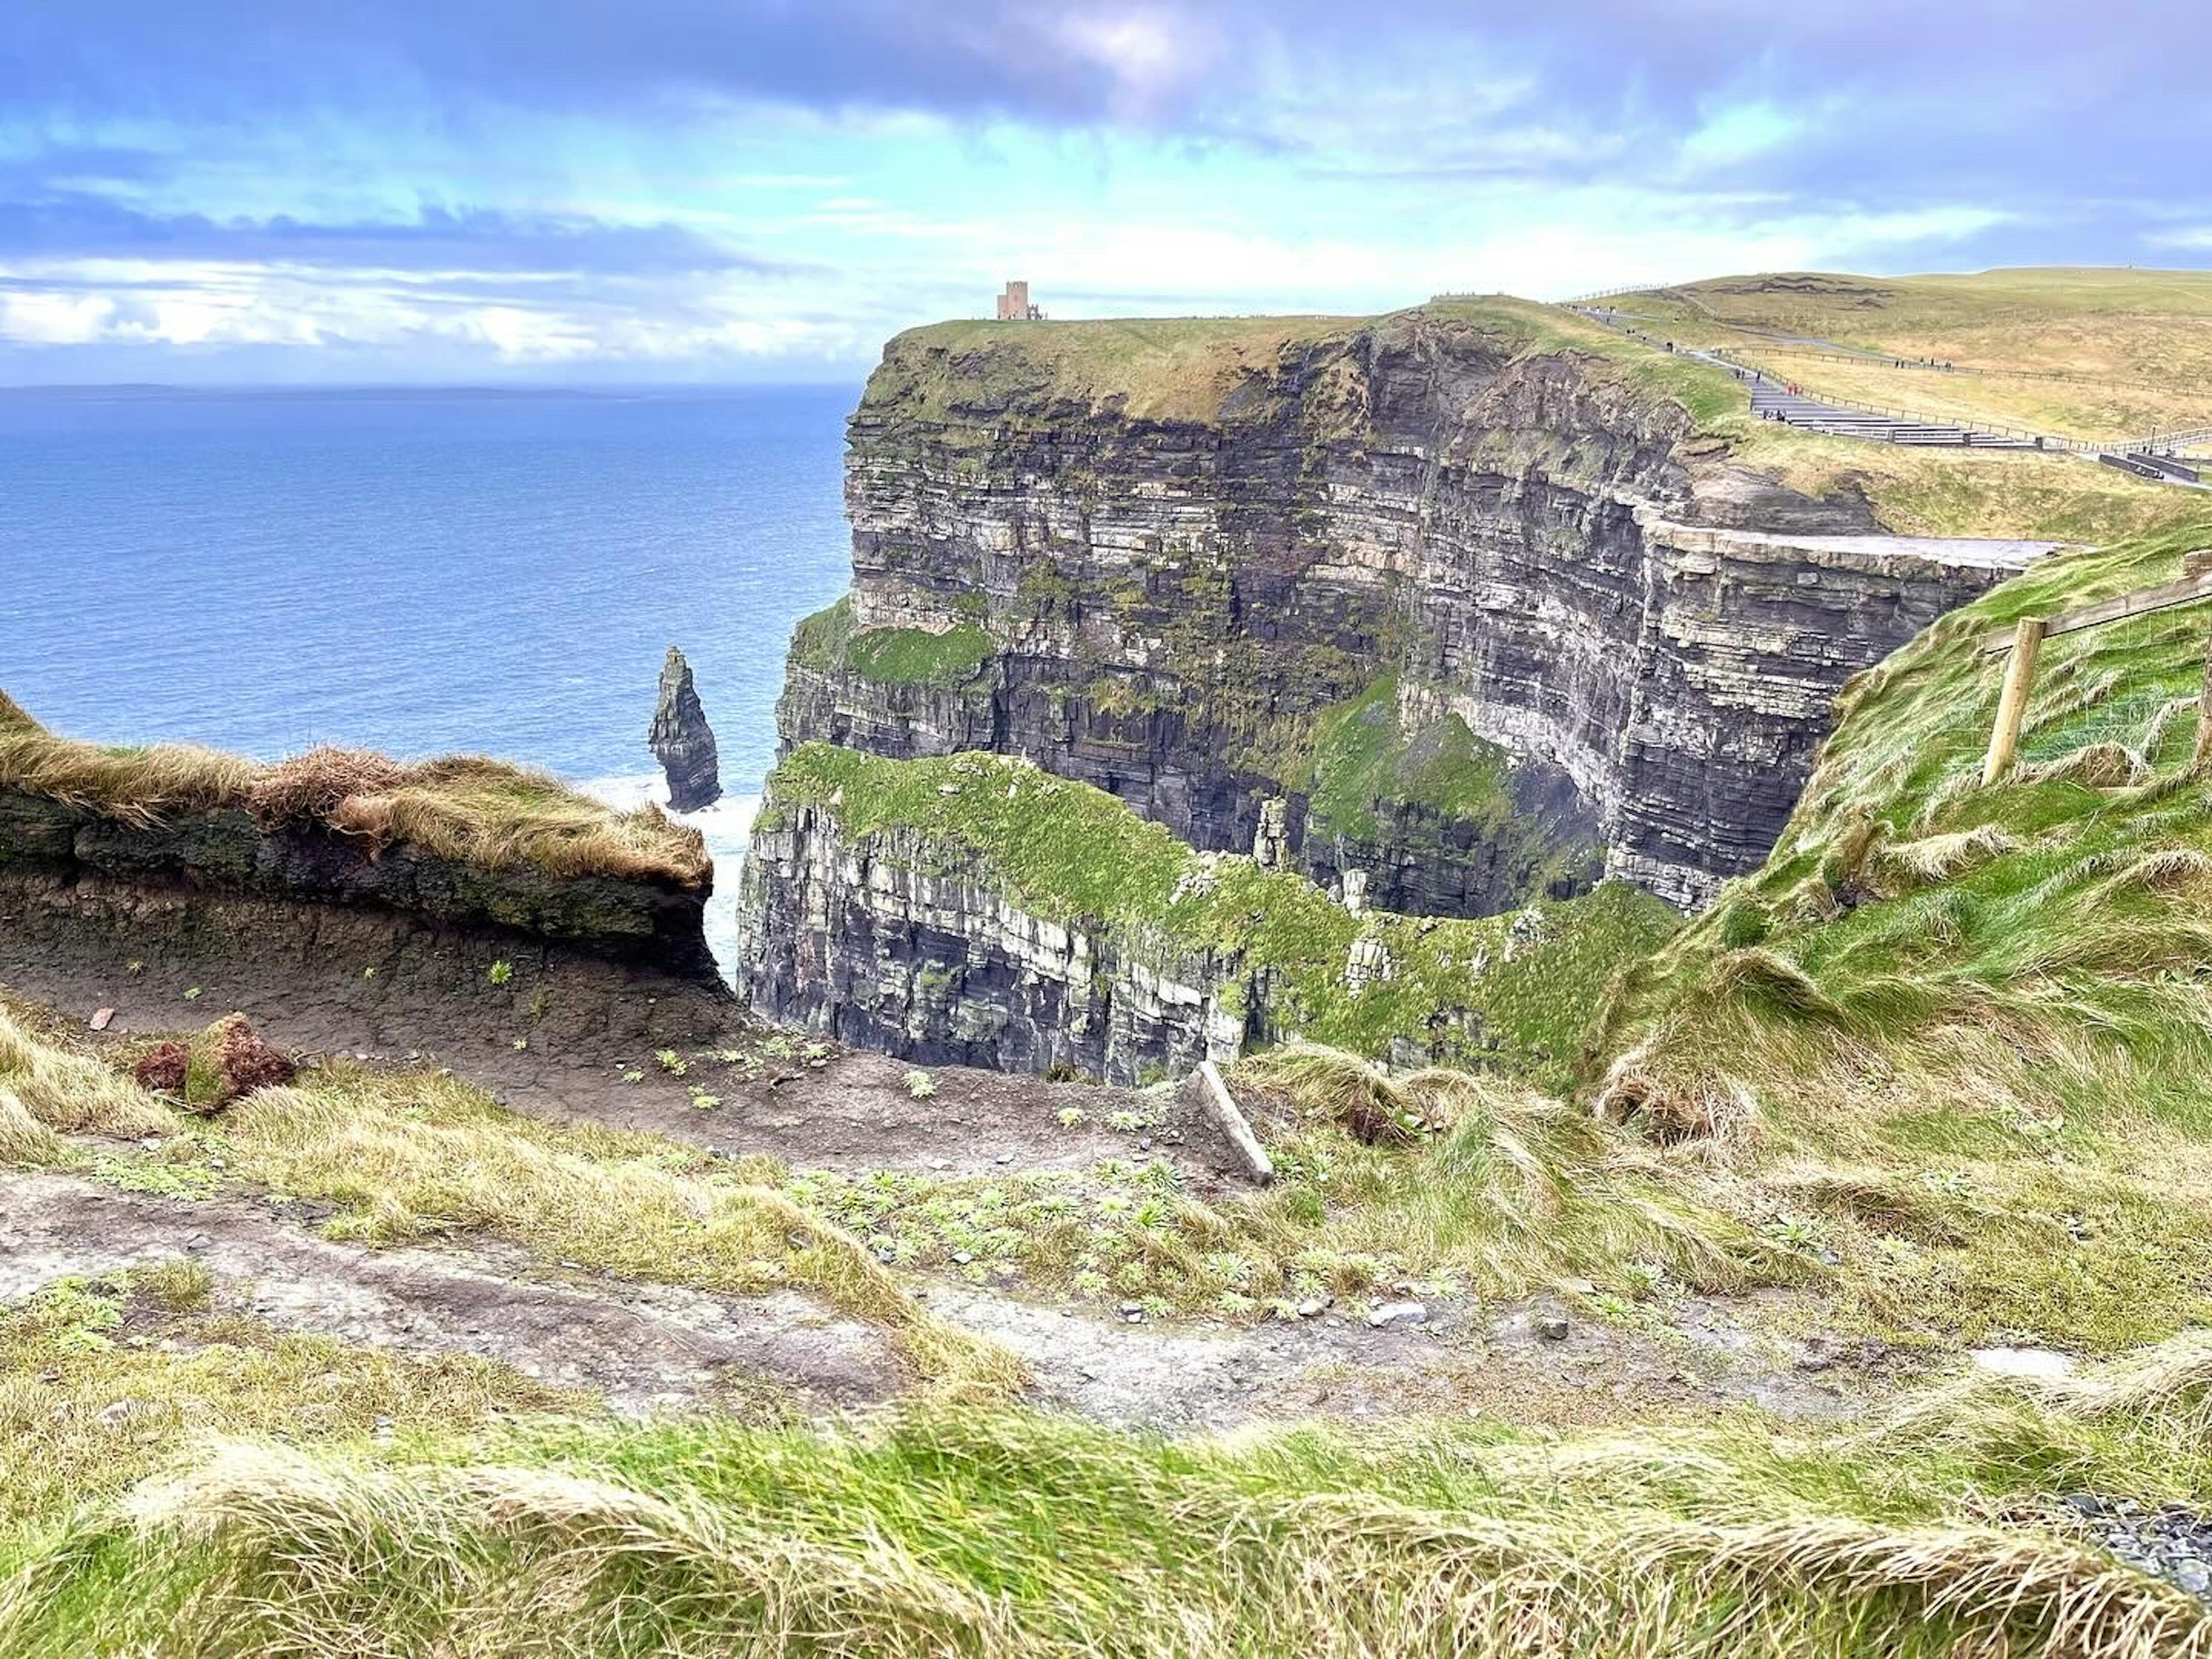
[733, 745, 1679, 1085]
[0, 785, 729, 1055]
[649, 645, 722, 812]
[736, 794, 1242, 1082]
[776, 304, 2040, 910]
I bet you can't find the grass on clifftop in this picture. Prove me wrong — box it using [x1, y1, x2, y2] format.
[0, 692, 706, 885]
[868, 289, 2192, 541]
[1589, 511, 2212, 1351]
[12, 1364, 2212, 1657]
[1612, 266, 2212, 445]
[762, 740, 1676, 1082]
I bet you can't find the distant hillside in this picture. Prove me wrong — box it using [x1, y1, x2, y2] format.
[1610, 267, 2212, 446]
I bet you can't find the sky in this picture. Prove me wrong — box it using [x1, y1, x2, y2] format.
[1, 1, 2206, 384]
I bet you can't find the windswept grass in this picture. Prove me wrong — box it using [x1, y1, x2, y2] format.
[10, 1354, 2212, 1658]
[0, 1266, 577, 1539]
[1592, 513, 2212, 1350]
[0, 1009, 176, 1142]
[0, 692, 706, 885]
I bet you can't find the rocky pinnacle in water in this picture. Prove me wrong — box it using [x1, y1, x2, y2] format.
[648, 646, 721, 812]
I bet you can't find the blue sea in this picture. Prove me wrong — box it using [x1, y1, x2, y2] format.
[0, 385, 861, 970]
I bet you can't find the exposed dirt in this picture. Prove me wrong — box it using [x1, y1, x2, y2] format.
[0, 1171, 906, 1416]
[3, 915, 1849, 1438]
[5, 966, 1248, 1183]
[5, 1161, 1846, 1434]
[926, 1283, 1855, 1431]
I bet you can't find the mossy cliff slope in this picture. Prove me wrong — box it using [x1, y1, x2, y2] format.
[1578, 512, 2212, 1344]
[736, 741, 1676, 1086]
[779, 298, 2025, 914]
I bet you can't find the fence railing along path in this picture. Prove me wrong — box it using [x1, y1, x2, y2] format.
[1980, 550, 2212, 785]
[1565, 304, 2211, 465]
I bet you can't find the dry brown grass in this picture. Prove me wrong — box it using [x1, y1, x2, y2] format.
[0, 1009, 177, 1142]
[0, 697, 707, 885]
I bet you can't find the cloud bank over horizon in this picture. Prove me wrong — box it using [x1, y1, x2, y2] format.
[1, 0, 2204, 383]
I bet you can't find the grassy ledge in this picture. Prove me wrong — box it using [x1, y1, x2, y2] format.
[760, 740, 1677, 1080]
[0, 692, 704, 887]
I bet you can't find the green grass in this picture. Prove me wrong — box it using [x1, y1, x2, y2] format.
[846, 623, 994, 688]
[1306, 675, 1513, 842]
[788, 595, 996, 689]
[1592, 509, 2212, 1351]
[760, 741, 1677, 1080]
[791, 1060, 1786, 1321]
[10, 1358, 2212, 1657]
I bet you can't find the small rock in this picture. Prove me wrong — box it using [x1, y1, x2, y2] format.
[88, 1007, 115, 1032]
[1970, 1346, 2075, 1382]
[2177, 1561, 2210, 1595]
[1367, 1300, 1429, 1330]
[950, 1251, 974, 1265]
[1296, 1298, 1327, 1319]
[1537, 1315, 1571, 1342]
[2061, 1494, 2111, 1518]
[184, 1233, 213, 1252]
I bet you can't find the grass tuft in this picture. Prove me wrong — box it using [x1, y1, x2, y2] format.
[0, 701, 706, 885]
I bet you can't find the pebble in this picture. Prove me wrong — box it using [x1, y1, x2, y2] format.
[2065, 1494, 2212, 1604]
[1367, 1300, 1428, 1330]
[1537, 1315, 1571, 1342]
[1295, 1298, 1328, 1319]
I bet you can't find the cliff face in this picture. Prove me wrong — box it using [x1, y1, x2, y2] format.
[0, 779, 729, 1060]
[733, 745, 1680, 1086]
[736, 794, 1243, 1082]
[649, 646, 722, 813]
[774, 302, 2024, 911]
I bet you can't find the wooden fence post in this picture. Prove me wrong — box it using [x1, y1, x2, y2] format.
[1982, 616, 2047, 787]
[2194, 630, 2212, 777]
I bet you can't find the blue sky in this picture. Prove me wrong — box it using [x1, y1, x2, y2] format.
[2, 1, 2205, 383]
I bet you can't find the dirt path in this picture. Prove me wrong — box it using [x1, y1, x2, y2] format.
[0, 1171, 906, 1415]
[3, 1164, 1853, 1434]
[927, 1283, 1856, 1431]
[8, 963, 1248, 1183]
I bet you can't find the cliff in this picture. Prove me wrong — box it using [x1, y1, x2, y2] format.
[0, 697, 728, 1050]
[649, 646, 722, 812]
[734, 743, 1677, 1085]
[774, 300, 2035, 912]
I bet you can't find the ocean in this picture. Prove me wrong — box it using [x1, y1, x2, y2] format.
[0, 384, 861, 972]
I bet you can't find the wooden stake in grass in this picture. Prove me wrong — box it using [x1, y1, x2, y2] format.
[1982, 616, 2047, 787]
[2195, 628, 2212, 777]
[1196, 1060, 1274, 1184]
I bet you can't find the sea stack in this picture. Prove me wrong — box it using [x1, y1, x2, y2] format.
[648, 645, 721, 812]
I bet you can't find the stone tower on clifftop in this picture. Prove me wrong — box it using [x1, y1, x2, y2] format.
[648, 646, 721, 813]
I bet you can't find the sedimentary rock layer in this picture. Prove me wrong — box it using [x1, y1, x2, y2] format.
[778, 303, 2033, 910]
[0, 785, 729, 1053]
[733, 745, 1679, 1084]
[649, 645, 722, 812]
